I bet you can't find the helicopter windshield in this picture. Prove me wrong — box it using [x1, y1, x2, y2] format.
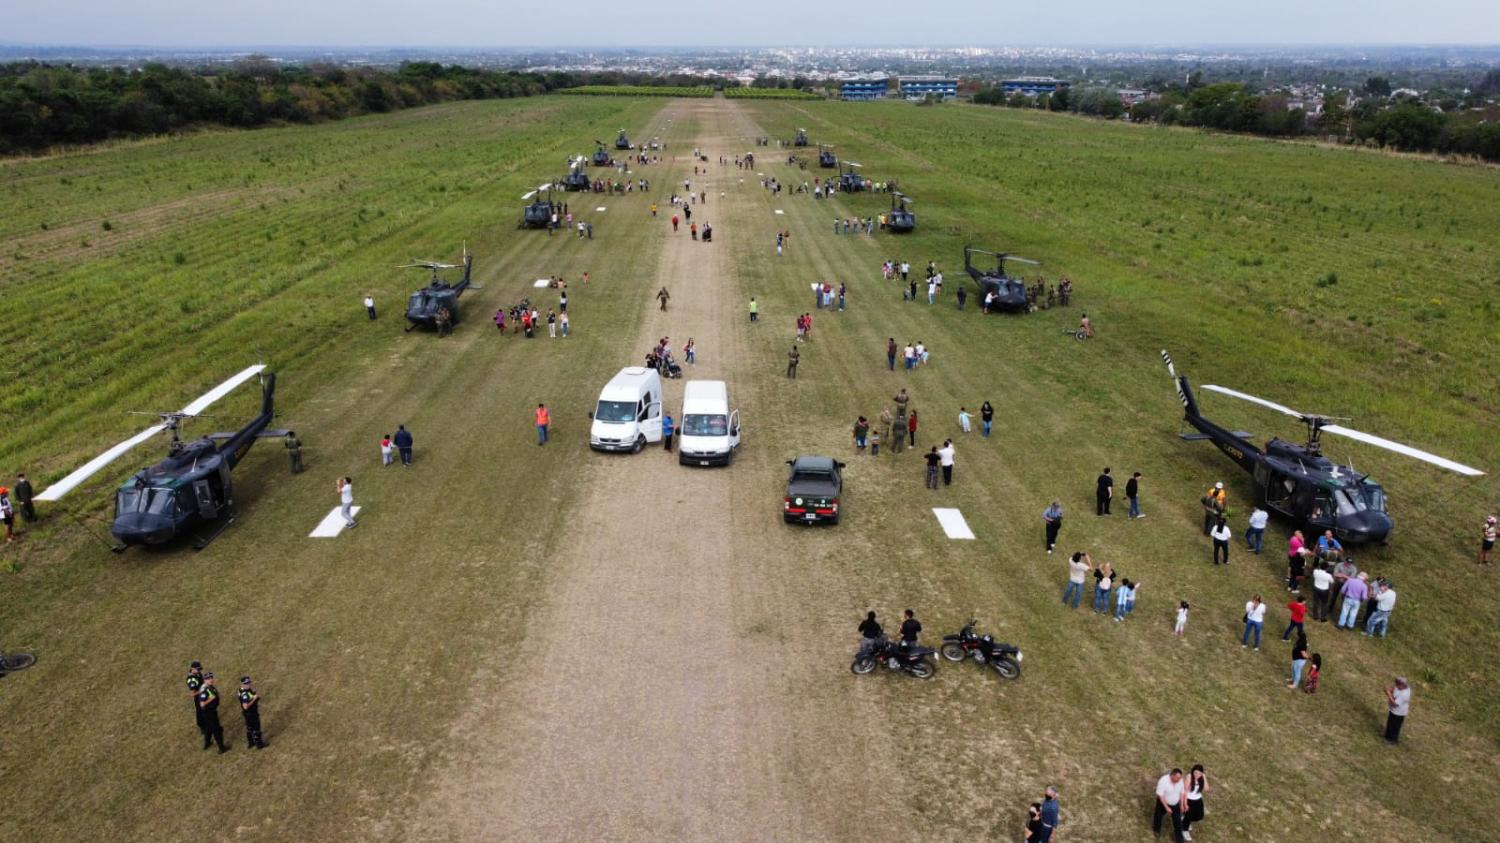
[1333, 488, 1367, 516]
[1359, 483, 1387, 513]
[116, 488, 144, 513]
[146, 488, 178, 515]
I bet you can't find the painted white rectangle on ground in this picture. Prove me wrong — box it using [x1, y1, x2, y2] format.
[932, 508, 975, 540]
[309, 506, 361, 538]
[595, 206, 607, 212]
[775, 209, 785, 215]
[533, 278, 551, 288]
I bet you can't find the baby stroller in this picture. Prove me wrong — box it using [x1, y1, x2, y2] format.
[662, 359, 683, 379]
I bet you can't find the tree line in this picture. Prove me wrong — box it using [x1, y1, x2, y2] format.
[0, 62, 720, 153]
[972, 78, 1500, 163]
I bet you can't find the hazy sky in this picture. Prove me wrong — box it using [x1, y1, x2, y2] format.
[6, 0, 1499, 47]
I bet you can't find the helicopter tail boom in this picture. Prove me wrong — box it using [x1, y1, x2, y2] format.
[220, 373, 277, 469]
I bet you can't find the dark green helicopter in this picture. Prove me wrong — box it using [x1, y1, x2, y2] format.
[794, 128, 809, 146]
[403, 246, 476, 331]
[887, 191, 915, 233]
[838, 160, 866, 192]
[520, 183, 555, 229]
[35, 365, 286, 550]
[1162, 350, 1483, 544]
[615, 128, 632, 150]
[817, 144, 837, 168]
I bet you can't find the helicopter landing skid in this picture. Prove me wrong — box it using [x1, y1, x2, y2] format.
[191, 514, 237, 551]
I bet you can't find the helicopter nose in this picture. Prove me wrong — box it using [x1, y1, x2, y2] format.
[1337, 512, 1391, 545]
[112, 514, 174, 546]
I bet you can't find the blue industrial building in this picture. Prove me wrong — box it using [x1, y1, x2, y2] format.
[841, 76, 890, 101]
[1000, 76, 1071, 97]
[899, 76, 959, 100]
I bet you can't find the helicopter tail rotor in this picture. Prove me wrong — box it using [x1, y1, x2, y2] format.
[1161, 350, 1200, 418]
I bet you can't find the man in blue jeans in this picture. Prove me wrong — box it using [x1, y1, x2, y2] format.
[886, 338, 897, 371]
[1339, 573, 1369, 629]
[1062, 552, 1089, 609]
[393, 425, 414, 467]
[1038, 787, 1059, 842]
[1246, 506, 1269, 554]
[1126, 471, 1143, 519]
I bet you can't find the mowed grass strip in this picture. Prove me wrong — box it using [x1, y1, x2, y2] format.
[729, 99, 1499, 840]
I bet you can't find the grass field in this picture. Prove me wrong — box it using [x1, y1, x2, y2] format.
[1, 95, 1497, 842]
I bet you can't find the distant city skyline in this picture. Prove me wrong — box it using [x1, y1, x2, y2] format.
[7, 0, 1500, 49]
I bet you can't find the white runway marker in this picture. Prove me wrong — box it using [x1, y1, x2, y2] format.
[932, 508, 975, 540]
[310, 506, 362, 537]
[775, 209, 785, 215]
[533, 278, 551, 288]
[595, 206, 607, 212]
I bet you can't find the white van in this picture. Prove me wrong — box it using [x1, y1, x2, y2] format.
[589, 367, 664, 453]
[677, 380, 740, 466]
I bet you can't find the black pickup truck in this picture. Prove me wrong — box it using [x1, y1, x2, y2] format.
[783, 456, 845, 525]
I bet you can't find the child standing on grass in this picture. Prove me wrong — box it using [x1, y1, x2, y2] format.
[1175, 601, 1189, 636]
[380, 435, 394, 467]
[1114, 579, 1133, 621]
[870, 429, 880, 457]
[1304, 654, 1321, 694]
[958, 407, 972, 434]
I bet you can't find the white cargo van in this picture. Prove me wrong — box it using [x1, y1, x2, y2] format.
[677, 380, 740, 466]
[589, 367, 664, 453]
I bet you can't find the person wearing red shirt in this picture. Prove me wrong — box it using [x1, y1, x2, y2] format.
[907, 410, 919, 448]
[1282, 594, 1308, 641]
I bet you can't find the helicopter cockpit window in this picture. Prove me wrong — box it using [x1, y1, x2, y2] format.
[1333, 489, 1367, 516]
[146, 488, 177, 515]
[116, 488, 144, 513]
[1360, 483, 1387, 512]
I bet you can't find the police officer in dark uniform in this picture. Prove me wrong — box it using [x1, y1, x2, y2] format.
[285, 431, 304, 474]
[186, 661, 207, 738]
[238, 676, 266, 750]
[197, 673, 229, 753]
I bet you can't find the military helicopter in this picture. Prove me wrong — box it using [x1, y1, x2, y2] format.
[887, 192, 915, 233]
[817, 143, 837, 168]
[35, 365, 286, 550]
[838, 161, 866, 193]
[560, 156, 591, 191]
[520, 183, 555, 229]
[615, 128, 632, 150]
[591, 141, 613, 167]
[1161, 351, 1483, 544]
[403, 246, 477, 331]
[794, 128, 809, 146]
[964, 246, 1039, 312]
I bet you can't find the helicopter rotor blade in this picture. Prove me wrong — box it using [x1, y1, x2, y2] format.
[522, 190, 537, 200]
[37, 363, 266, 501]
[1006, 256, 1041, 265]
[34, 424, 169, 502]
[845, 161, 863, 168]
[180, 364, 267, 416]
[1201, 385, 1303, 418]
[1321, 424, 1484, 476]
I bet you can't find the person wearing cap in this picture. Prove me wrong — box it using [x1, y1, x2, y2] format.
[186, 661, 207, 738]
[1201, 482, 1226, 535]
[1482, 516, 1497, 565]
[196, 673, 229, 753]
[1384, 677, 1412, 744]
[14, 473, 35, 522]
[238, 677, 266, 749]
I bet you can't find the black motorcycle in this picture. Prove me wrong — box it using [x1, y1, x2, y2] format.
[939, 620, 1023, 680]
[851, 638, 937, 679]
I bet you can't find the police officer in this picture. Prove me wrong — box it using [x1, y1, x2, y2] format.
[197, 672, 229, 753]
[186, 661, 207, 738]
[239, 676, 266, 750]
[285, 431, 304, 474]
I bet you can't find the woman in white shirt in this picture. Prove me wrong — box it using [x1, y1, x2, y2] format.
[1182, 764, 1208, 839]
[1242, 595, 1266, 650]
[1211, 517, 1232, 565]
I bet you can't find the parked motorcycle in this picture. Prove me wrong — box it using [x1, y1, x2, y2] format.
[939, 620, 1023, 679]
[851, 638, 937, 679]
